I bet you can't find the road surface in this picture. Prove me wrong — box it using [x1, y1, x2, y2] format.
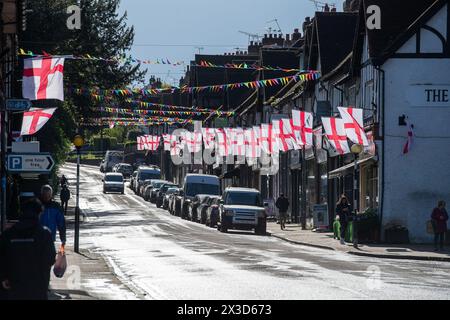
[59, 163, 450, 300]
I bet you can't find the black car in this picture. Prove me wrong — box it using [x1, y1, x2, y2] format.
[156, 183, 178, 208]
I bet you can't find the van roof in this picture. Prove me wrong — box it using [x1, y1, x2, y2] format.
[105, 173, 123, 177]
[225, 187, 260, 193]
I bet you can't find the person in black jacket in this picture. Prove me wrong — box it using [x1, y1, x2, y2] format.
[0, 198, 56, 300]
[60, 184, 71, 216]
[336, 194, 352, 245]
[276, 194, 290, 230]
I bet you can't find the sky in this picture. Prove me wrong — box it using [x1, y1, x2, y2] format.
[118, 0, 345, 86]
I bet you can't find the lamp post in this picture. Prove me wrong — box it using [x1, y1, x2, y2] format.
[73, 134, 84, 253]
[351, 143, 363, 249]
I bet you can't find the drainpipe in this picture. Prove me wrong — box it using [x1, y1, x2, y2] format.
[374, 65, 385, 236]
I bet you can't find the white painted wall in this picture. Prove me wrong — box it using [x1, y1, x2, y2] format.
[382, 6, 450, 243]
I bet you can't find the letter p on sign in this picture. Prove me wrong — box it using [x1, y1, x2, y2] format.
[9, 157, 22, 170]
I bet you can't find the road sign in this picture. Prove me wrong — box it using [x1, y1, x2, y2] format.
[6, 99, 32, 111]
[7, 153, 55, 173]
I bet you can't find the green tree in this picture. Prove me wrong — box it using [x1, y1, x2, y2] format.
[20, 0, 146, 166]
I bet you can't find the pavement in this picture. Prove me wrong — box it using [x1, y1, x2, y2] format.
[48, 205, 141, 300]
[267, 222, 450, 262]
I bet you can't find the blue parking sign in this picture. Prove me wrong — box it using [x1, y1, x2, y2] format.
[9, 156, 22, 170]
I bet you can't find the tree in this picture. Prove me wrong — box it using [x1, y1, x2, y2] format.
[19, 0, 146, 166]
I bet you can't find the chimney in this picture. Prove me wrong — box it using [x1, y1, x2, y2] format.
[292, 28, 301, 42]
[302, 17, 311, 33]
[324, 4, 330, 12]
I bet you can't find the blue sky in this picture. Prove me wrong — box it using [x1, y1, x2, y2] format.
[118, 0, 344, 85]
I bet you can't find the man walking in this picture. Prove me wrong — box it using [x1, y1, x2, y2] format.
[39, 185, 66, 247]
[0, 198, 56, 300]
[431, 200, 448, 251]
[60, 184, 71, 216]
[276, 194, 289, 230]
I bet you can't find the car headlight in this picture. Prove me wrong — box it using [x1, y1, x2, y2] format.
[225, 210, 234, 217]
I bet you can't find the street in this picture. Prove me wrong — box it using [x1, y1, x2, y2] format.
[59, 163, 450, 300]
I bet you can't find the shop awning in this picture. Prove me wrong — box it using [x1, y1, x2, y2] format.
[328, 156, 378, 179]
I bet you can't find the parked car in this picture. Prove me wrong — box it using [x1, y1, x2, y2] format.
[135, 166, 161, 195]
[156, 183, 178, 208]
[218, 187, 266, 235]
[143, 179, 166, 201]
[102, 173, 125, 194]
[149, 180, 170, 203]
[205, 196, 221, 227]
[140, 179, 156, 199]
[113, 163, 134, 178]
[180, 174, 221, 219]
[100, 150, 124, 173]
[163, 187, 178, 210]
[188, 194, 210, 222]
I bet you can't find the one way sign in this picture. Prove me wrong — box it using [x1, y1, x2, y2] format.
[7, 153, 55, 173]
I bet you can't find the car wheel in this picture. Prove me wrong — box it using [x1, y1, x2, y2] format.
[219, 223, 228, 233]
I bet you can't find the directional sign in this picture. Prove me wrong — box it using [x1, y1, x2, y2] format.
[6, 99, 32, 111]
[7, 153, 55, 173]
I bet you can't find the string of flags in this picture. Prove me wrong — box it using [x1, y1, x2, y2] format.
[193, 61, 307, 72]
[70, 73, 319, 97]
[93, 106, 234, 117]
[134, 107, 371, 162]
[18, 49, 185, 66]
[19, 49, 311, 72]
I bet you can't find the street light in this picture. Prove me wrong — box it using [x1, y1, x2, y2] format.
[73, 134, 84, 253]
[351, 143, 363, 249]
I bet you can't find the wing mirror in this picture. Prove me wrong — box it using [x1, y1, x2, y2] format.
[219, 199, 224, 205]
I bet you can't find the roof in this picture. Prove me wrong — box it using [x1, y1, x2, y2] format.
[354, 0, 446, 66]
[313, 12, 359, 75]
[225, 187, 261, 193]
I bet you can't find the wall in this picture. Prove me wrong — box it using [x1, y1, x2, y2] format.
[382, 5, 450, 243]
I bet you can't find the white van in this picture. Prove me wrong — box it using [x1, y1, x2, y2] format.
[180, 174, 220, 219]
[100, 150, 124, 173]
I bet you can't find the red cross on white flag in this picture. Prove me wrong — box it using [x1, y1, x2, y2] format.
[20, 108, 57, 136]
[322, 117, 350, 156]
[202, 128, 216, 150]
[291, 110, 313, 146]
[244, 128, 260, 160]
[185, 131, 202, 153]
[23, 58, 65, 101]
[215, 128, 230, 157]
[137, 136, 145, 151]
[273, 119, 300, 152]
[338, 107, 369, 146]
[229, 128, 245, 156]
[260, 123, 278, 155]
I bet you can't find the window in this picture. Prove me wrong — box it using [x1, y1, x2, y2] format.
[225, 192, 262, 207]
[364, 80, 374, 119]
[105, 175, 123, 182]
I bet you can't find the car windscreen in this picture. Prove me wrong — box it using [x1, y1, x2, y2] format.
[166, 188, 177, 195]
[152, 182, 166, 189]
[225, 192, 262, 206]
[109, 155, 122, 162]
[105, 175, 123, 182]
[186, 183, 220, 197]
[139, 171, 160, 180]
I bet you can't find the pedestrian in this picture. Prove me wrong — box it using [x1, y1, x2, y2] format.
[276, 194, 289, 230]
[0, 198, 56, 300]
[336, 194, 351, 245]
[60, 175, 68, 188]
[39, 185, 66, 247]
[60, 184, 71, 216]
[431, 200, 448, 251]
